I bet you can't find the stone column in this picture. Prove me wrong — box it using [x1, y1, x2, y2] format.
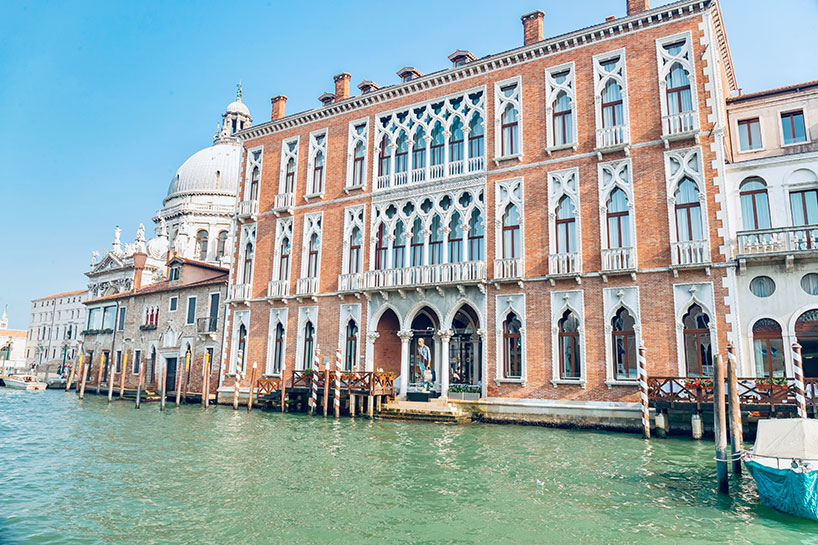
[439, 330, 452, 400]
[365, 331, 379, 372]
[398, 329, 413, 400]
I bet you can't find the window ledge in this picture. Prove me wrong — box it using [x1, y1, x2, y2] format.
[737, 146, 764, 154]
[344, 184, 364, 194]
[261, 373, 281, 379]
[303, 192, 324, 201]
[605, 379, 638, 389]
[492, 153, 523, 166]
[546, 143, 577, 155]
[551, 379, 586, 388]
[781, 140, 810, 148]
[495, 377, 526, 385]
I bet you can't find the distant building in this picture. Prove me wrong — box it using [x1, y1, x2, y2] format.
[24, 290, 88, 369]
[1, 306, 27, 374]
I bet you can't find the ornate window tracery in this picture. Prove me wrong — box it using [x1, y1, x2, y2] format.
[279, 137, 299, 195]
[545, 63, 576, 150]
[307, 130, 327, 196]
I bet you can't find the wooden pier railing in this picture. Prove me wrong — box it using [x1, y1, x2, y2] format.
[648, 377, 818, 413]
[256, 377, 282, 397]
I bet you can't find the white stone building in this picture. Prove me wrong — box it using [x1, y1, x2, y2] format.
[1, 307, 27, 374]
[24, 290, 88, 368]
[724, 81, 818, 379]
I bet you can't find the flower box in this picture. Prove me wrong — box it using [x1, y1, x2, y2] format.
[139, 324, 157, 331]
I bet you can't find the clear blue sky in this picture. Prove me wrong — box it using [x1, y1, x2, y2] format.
[1, 0, 816, 329]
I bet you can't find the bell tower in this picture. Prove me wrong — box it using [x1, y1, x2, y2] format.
[217, 84, 253, 143]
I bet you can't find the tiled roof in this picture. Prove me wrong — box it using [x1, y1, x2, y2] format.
[167, 256, 229, 273]
[0, 329, 27, 337]
[84, 273, 227, 305]
[727, 80, 818, 103]
[34, 289, 87, 301]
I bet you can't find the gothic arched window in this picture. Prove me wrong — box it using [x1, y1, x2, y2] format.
[556, 196, 576, 254]
[612, 308, 636, 380]
[606, 188, 630, 249]
[682, 304, 712, 377]
[249, 166, 260, 201]
[273, 322, 285, 375]
[278, 236, 290, 281]
[348, 226, 362, 274]
[675, 178, 703, 242]
[559, 310, 581, 379]
[502, 204, 520, 259]
[501, 104, 519, 156]
[242, 242, 254, 285]
[216, 231, 228, 259]
[303, 320, 314, 369]
[345, 320, 358, 371]
[503, 312, 522, 379]
[195, 230, 208, 261]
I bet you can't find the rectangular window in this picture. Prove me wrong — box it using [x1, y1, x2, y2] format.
[169, 297, 178, 312]
[133, 350, 141, 374]
[116, 350, 122, 374]
[738, 118, 762, 151]
[781, 111, 807, 145]
[102, 306, 116, 330]
[186, 297, 196, 325]
[87, 307, 101, 329]
[117, 307, 126, 332]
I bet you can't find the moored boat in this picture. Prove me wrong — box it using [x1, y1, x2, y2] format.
[744, 419, 818, 521]
[3, 374, 48, 391]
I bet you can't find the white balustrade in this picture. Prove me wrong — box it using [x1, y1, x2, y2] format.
[662, 111, 698, 137]
[229, 283, 251, 302]
[671, 239, 709, 266]
[362, 261, 486, 290]
[372, 155, 485, 192]
[377, 174, 391, 190]
[411, 168, 425, 183]
[394, 171, 408, 187]
[448, 160, 464, 177]
[737, 225, 818, 256]
[338, 272, 363, 292]
[596, 124, 629, 149]
[468, 156, 484, 172]
[267, 280, 289, 299]
[429, 164, 445, 180]
[238, 199, 258, 219]
[601, 247, 634, 271]
[549, 252, 580, 275]
[296, 277, 319, 296]
[272, 192, 294, 213]
[493, 258, 522, 280]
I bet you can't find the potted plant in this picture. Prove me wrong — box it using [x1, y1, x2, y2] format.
[684, 377, 714, 390]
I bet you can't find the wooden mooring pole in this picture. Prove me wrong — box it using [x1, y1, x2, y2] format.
[182, 349, 191, 402]
[135, 355, 145, 409]
[280, 368, 287, 413]
[107, 354, 115, 402]
[160, 357, 168, 411]
[78, 357, 90, 400]
[714, 353, 729, 494]
[95, 353, 105, 395]
[726, 342, 743, 475]
[247, 362, 257, 412]
[66, 354, 80, 392]
[119, 352, 127, 399]
[793, 342, 807, 419]
[638, 344, 650, 439]
[202, 350, 211, 408]
[175, 358, 183, 407]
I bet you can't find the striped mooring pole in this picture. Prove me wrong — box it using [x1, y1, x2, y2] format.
[793, 342, 807, 419]
[311, 348, 320, 416]
[334, 348, 341, 419]
[638, 344, 650, 439]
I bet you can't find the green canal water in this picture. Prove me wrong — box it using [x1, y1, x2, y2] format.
[1, 390, 816, 545]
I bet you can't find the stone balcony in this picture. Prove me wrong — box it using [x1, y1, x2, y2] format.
[493, 258, 522, 282]
[737, 225, 818, 271]
[228, 283, 251, 304]
[267, 279, 289, 300]
[595, 124, 630, 157]
[670, 239, 710, 273]
[338, 272, 363, 293]
[362, 261, 486, 293]
[272, 192, 295, 216]
[295, 277, 319, 301]
[601, 247, 636, 272]
[375, 156, 485, 192]
[237, 199, 258, 221]
[661, 110, 700, 147]
[549, 251, 581, 278]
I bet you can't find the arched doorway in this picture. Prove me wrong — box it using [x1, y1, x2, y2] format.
[373, 309, 401, 377]
[752, 319, 784, 378]
[449, 305, 481, 388]
[410, 308, 439, 392]
[796, 310, 818, 378]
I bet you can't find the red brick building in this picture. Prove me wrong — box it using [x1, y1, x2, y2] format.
[220, 0, 738, 422]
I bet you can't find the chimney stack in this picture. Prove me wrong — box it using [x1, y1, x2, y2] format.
[334, 72, 351, 101]
[133, 252, 147, 291]
[270, 95, 287, 120]
[626, 0, 649, 15]
[521, 10, 544, 46]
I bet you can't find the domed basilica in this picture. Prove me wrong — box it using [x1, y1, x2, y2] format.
[86, 89, 252, 298]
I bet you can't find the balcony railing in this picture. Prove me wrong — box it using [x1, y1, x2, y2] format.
[237, 199, 258, 220]
[338, 272, 363, 292]
[229, 283, 251, 302]
[671, 239, 709, 266]
[549, 252, 580, 276]
[595, 124, 629, 151]
[375, 154, 485, 191]
[272, 192, 294, 214]
[267, 279, 289, 299]
[296, 277, 319, 297]
[662, 111, 698, 138]
[362, 261, 486, 290]
[494, 258, 522, 280]
[196, 316, 218, 333]
[737, 225, 818, 257]
[601, 247, 635, 271]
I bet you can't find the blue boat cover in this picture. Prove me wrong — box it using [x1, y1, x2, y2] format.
[746, 460, 818, 521]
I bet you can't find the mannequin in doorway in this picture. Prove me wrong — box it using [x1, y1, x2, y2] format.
[417, 337, 432, 391]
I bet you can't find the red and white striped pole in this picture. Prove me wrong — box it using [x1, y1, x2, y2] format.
[311, 347, 320, 416]
[638, 344, 650, 439]
[793, 342, 807, 419]
[334, 348, 341, 419]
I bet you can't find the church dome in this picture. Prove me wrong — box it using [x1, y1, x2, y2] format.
[165, 141, 241, 202]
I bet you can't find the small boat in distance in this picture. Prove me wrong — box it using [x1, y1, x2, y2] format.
[744, 419, 818, 521]
[3, 374, 48, 391]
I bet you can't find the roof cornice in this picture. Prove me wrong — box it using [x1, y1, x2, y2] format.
[238, 0, 724, 141]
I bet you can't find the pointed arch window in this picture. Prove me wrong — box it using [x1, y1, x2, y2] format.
[468, 114, 484, 158]
[273, 322, 285, 375]
[556, 197, 577, 253]
[429, 215, 443, 265]
[249, 166, 260, 201]
[410, 218, 424, 266]
[312, 150, 324, 194]
[195, 230, 208, 261]
[503, 312, 522, 379]
[216, 231, 228, 259]
[740, 178, 771, 230]
[601, 79, 623, 128]
[412, 129, 427, 171]
[449, 118, 464, 163]
[553, 90, 573, 146]
[448, 212, 463, 263]
[393, 222, 406, 268]
[348, 226, 362, 274]
[468, 209, 484, 261]
[375, 223, 388, 270]
[395, 133, 408, 174]
[345, 320, 358, 371]
[285, 158, 296, 193]
[378, 136, 391, 177]
[675, 178, 703, 241]
[612, 308, 637, 380]
[559, 310, 581, 379]
[352, 140, 366, 187]
[666, 62, 692, 115]
[682, 304, 712, 377]
[278, 236, 290, 281]
[752, 319, 785, 378]
[502, 204, 520, 259]
[501, 104, 519, 156]
[606, 188, 630, 248]
[237, 323, 247, 374]
[303, 321, 314, 369]
[307, 233, 320, 278]
[242, 242, 254, 285]
[430, 124, 445, 166]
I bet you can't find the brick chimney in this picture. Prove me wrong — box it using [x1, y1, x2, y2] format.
[334, 72, 351, 101]
[132, 252, 147, 291]
[270, 95, 287, 120]
[521, 10, 544, 46]
[626, 0, 649, 15]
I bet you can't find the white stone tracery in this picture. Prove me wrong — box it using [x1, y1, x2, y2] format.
[598, 159, 637, 270]
[664, 146, 711, 262]
[550, 289, 586, 386]
[593, 49, 630, 148]
[272, 217, 293, 283]
[602, 286, 642, 385]
[306, 129, 327, 197]
[373, 86, 486, 190]
[346, 118, 368, 189]
[244, 147, 263, 201]
[545, 62, 577, 151]
[494, 177, 523, 267]
[656, 32, 699, 133]
[300, 213, 323, 279]
[342, 205, 365, 275]
[265, 308, 288, 376]
[672, 282, 718, 376]
[278, 136, 299, 194]
[548, 168, 582, 275]
[494, 77, 522, 160]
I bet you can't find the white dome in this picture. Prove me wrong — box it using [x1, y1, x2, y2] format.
[226, 99, 250, 117]
[165, 141, 241, 201]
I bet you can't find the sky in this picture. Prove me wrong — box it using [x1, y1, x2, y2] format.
[1, 0, 817, 329]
